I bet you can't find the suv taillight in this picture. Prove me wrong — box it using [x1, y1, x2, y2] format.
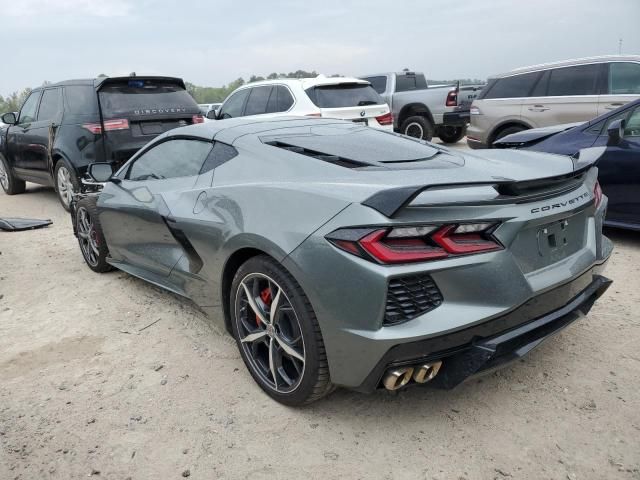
[82, 119, 129, 134]
[192, 114, 205, 124]
[594, 180, 603, 208]
[326, 223, 502, 264]
[375, 112, 393, 125]
[446, 90, 458, 107]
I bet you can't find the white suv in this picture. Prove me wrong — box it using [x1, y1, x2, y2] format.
[212, 76, 393, 130]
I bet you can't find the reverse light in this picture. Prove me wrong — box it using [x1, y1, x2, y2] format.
[594, 180, 603, 208]
[445, 90, 458, 107]
[192, 114, 205, 124]
[82, 118, 130, 134]
[375, 112, 394, 125]
[326, 223, 502, 264]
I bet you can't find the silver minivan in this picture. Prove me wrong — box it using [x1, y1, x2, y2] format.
[467, 55, 640, 149]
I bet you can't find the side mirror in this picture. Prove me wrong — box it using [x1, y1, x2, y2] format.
[1, 112, 16, 125]
[87, 163, 114, 182]
[206, 109, 217, 120]
[607, 118, 625, 145]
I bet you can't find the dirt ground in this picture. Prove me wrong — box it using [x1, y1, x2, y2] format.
[1, 149, 639, 479]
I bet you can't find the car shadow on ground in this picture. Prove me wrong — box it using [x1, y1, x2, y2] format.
[604, 226, 640, 247]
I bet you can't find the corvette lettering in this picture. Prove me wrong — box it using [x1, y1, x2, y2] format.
[530, 191, 590, 214]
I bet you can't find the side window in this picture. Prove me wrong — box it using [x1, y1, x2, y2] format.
[482, 72, 540, 99]
[244, 86, 273, 116]
[200, 142, 238, 173]
[17, 91, 41, 124]
[364, 76, 387, 94]
[37, 88, 63, 122]
[64, 86, 99, 115]
[530, 70, 549, 97]
[219, 89, 250, 119]
[623, 106, 640, 137]
[609, 62, 640, 95]
[547, 64, 600, 96]
[127, 139, 213, 181]
[276, 86, 294, 112]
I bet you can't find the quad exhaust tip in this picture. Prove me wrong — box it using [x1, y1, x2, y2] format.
[382, 361, 443, 391]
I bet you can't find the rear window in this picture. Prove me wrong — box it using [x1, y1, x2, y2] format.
[305, 83, 383, 108]
[99, 79, 198, 118]
[64, 85, 98, 115]
[482, 72, 541, 99]
[609, 62, 640, 94]
[395, 74, 428, 92]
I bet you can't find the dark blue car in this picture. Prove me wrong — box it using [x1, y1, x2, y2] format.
[494, 99, 640, 231]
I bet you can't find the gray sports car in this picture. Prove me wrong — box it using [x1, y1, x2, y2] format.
[72, 117, 613, 405]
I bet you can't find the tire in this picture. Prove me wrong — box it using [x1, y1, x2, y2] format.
[400, 115, 434, 141]
[75, 196, 113, 273]
[492, 125, 527, 146]
[0, 153, 26, 195]
[438, 126, 467, 144]
[54, 160, 80, 212]
[230, 255, 333, 406]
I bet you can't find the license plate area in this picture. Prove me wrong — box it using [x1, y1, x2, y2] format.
[352, 118, 369, 126]
[510, 212, 588, 273]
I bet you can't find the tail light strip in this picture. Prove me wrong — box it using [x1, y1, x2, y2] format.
[82, 118, 129, 134]
[327, 223, 502, 264]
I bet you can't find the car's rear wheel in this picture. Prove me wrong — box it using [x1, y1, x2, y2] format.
[492, 125, 527, 146]
[0, 154, 26, 195]
[55, 160, 79, 212]
[438, 126, 466, 144]
[75, 196, 112, 273]
[230, 255, 333, 406]
[400, 116, 434, 141]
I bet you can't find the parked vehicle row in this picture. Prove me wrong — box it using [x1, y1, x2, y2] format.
[0, 76, 204, 210]
[467, 55, 640, 148]
[71, 116, 612, 405]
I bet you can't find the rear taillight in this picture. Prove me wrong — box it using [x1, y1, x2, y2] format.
[375, 112, 394, 125]
[470, 106, 481, 115]
[326, 223, 502, 264]
[445, 90, 458, 107]
[82, 118, 129, 134]
[306, 112, 322, 117]
[594, 180, 603, 208]
[192, 114, 205, 124]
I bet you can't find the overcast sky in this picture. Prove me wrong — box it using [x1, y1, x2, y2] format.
[1, 0, 639, 96]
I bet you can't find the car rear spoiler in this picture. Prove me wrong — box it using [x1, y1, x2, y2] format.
[362, 161, 599, 217]
[95, 76, 187, 91]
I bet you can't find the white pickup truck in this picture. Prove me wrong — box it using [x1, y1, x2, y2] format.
[360, 71, 482, 143]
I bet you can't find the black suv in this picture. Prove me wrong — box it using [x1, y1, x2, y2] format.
[0, 76, 203, 210]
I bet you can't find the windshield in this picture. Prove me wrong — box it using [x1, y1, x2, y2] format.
[99, 79, 198, 118]
[305, 83, 384, 108]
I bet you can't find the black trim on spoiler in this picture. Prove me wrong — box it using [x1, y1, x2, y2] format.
[95, 76, 187, 91]
[362, 162, 597, 217]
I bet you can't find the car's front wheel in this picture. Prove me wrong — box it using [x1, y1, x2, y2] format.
[230, 255, 333, 406]
[75, 196, 112, 273]
[55, 161, 79, 211]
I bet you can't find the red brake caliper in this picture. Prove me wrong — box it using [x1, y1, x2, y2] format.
[257, 288, 272, 326]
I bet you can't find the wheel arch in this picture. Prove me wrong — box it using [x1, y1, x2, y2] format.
[488, 120, 533, 145]
[397, 103, 435, 128]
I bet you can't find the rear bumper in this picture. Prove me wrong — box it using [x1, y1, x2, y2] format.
[354, 270, 612, 392]
[443, 110, 470, 127]
[466, 136, 488, 149]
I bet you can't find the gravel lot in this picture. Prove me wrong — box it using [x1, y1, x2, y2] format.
[1, 140, 639, 479]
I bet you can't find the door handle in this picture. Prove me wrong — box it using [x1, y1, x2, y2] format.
[528, 105, 549, 112]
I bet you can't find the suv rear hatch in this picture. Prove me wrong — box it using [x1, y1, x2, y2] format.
[97, 76, 202, 165]
[304, 83, 391, 127]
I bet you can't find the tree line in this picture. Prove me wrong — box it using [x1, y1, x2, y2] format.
[1, 70, 485, 113]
